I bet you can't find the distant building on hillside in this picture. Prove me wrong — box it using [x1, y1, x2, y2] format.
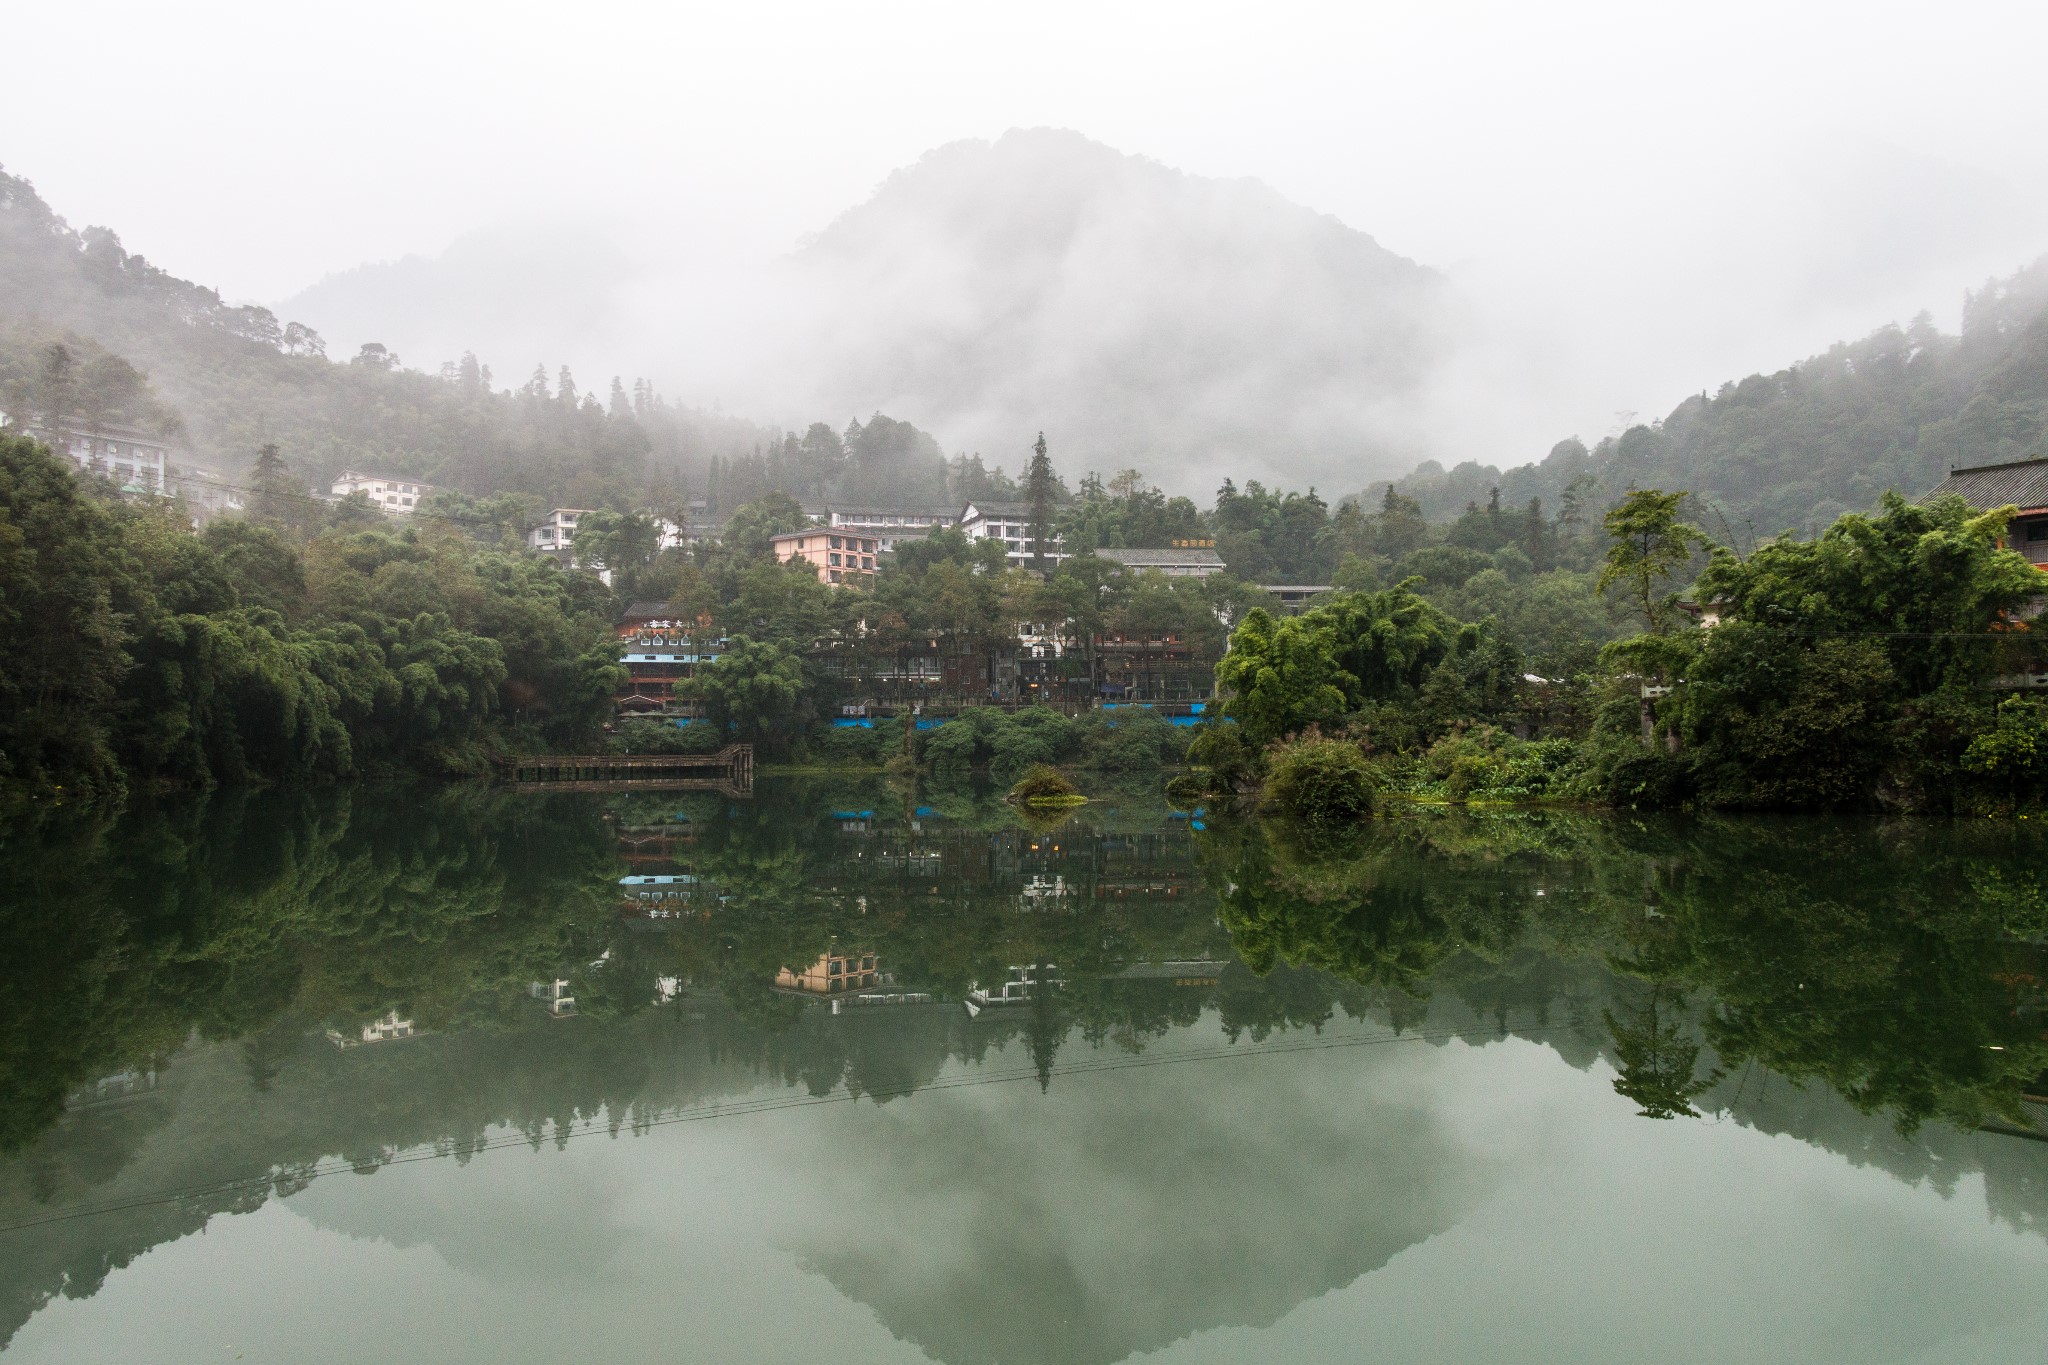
[958, 500, 1067, 567]
[612, 603, 719, 714]
[1097, 545, 1225, 578]
[773, 529, 878, 585]
[1260, 584, 1332, 615]
[165, 462, 243, 522]
[528, 507, 595, 559]
[331, 470, 435, 514]
[819, 504, 959, 554]
[2, 412, 170, 494]
[1924, 458, 2048, 568]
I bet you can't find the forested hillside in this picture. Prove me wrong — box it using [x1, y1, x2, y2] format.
[1390, 258, 2048, 539]
[0, 167, 987, 513]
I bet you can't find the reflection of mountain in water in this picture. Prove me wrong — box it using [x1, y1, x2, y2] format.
[3, 781, 2047, 1358]
[800, 1046, 1490, 1365]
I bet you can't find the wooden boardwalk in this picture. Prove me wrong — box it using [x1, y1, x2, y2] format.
[500, 744, 753, 796]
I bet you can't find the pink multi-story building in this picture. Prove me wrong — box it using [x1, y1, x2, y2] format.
[772, 529, 878, 585]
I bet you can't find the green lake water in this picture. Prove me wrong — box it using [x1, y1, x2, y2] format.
[3, 779, 2046, 1362]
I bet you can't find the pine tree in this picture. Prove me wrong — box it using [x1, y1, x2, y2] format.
[38, 343, 74, 455]
[1027, 431, 1055, 572]
[251, 443, 296, 527]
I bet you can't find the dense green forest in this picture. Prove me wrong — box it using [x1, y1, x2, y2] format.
[1388, 257, 2048, 538]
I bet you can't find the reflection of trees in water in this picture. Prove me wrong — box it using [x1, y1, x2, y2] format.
[6, 782, 2048, 1351]
[1203, 811, 2048, 1138]
[1604, 985, 1719, 1119]
[0, 786, 622, 1156]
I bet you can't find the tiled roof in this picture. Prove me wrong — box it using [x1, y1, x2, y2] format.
[825, 504, 958, 518]
[1924, 459, 2048, 512]
[1097, 547, 1226, 568]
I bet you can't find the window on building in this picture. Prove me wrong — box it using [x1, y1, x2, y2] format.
[829, 570, 842, 583]
[829, 552, 842, 566]
[830, 536, 842, 550]
[861, 557, 874, 570]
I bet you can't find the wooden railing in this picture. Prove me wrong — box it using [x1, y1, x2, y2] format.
[499, 744, 753, 796]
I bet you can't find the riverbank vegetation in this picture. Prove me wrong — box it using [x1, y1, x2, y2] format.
[1187, 486, 2048, 820]
[0, 433, 623, 804]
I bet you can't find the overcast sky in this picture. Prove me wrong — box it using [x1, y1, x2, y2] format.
[10, 0, 2047, 473]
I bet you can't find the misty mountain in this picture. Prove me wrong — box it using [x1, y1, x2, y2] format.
[755, 128, 1449, 489]
[1385, 257, 2048, 539]
[0, 166, 778, 505]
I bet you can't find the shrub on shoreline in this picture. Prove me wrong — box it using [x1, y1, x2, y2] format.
[1264, 736, 1377, 825]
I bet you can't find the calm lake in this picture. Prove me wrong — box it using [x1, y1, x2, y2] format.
[3, 780, 2046, 1363]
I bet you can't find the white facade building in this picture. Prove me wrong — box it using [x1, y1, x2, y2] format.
[802, 504, 958, 555]
[528, 507, 594, 558]
[1095, 546, 1226, 578]
[2, 412, 170, 494]
[957, 500, 1067, 568]
[332, 470, 435, 514]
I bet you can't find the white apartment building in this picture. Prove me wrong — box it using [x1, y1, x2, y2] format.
[957, 500, 1067, 568]
[818, 504, 958, 554]
[332, 470, 435, 514]
[528, 507, 594, 558]
[1, 412, 169, 493]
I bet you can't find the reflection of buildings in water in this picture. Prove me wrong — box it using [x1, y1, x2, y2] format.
[1019, 874, 1068, 909]
[616, 823, 697, 865]
[829, 823, 1205, 910]
[1109, 960, 1230, 987]
[964, 964, 1063, 1016]
[327, 1011, 420, 1048]
[529, 979, 577, 1018]
[830, 991, 935, 1015]
[618, 873, 718, 919]
[68, 1068, 161, 1109]
[777, 951, 889, 996]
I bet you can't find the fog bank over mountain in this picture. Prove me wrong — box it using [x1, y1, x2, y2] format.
[749, 129, 1449, 488]
[277, 126, 2048, 501]
[280, 130, 1453, 492]
[279, 225, 643, 386]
